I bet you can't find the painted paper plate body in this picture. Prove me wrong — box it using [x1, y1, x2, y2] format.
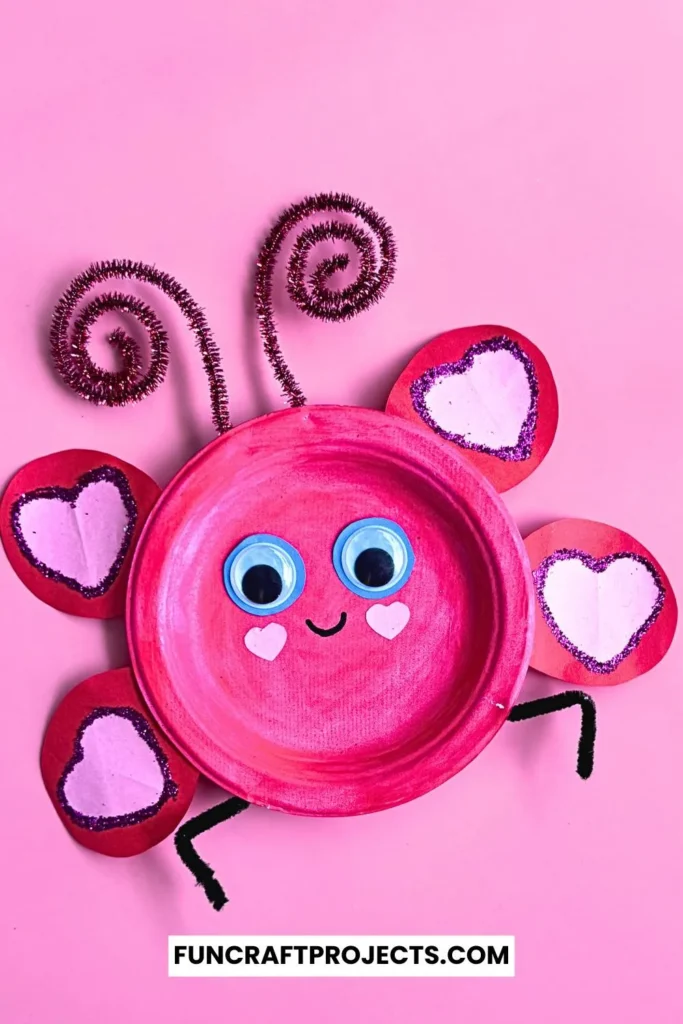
[526, 519, 677, 686]
[386, 325, 558, 492]
[128, 406, 534, 816]
[0, 449, 160, 618]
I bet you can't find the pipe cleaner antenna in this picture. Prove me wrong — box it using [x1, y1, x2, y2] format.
[254, 192, 397, 406]
[50, 260, 230, 434]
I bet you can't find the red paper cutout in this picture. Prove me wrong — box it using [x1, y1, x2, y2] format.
[41, 668, 199, 857]
[386, 325, 558, 492]
[525, 519, 677, 686]
[0, 450, 160, 618]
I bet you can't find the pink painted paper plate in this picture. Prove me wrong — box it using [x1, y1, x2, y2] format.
[127, 406, 534, 816]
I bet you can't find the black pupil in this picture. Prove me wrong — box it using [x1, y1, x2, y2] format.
[354, 547, 395, 588]
[242, 564, 283, 605]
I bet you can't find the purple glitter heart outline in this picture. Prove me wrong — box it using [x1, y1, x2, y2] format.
[533, 549, 666, 674]
[410, 336, 539, 461]
[10, 465, 137, 599]
[56, 707, 178, 831]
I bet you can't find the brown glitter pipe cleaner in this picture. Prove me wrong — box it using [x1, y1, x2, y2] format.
[50, 196, 396, 431]
[254, 192, 397, 406]
[50, 259, 231, 434]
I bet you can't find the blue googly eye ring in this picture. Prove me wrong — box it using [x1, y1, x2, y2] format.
[332, 518, 415, 599]
[223, 534, 306, 615]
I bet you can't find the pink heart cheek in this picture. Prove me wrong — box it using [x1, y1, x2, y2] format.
[244, 623, 288, 661]
[366, 601, 411, 639]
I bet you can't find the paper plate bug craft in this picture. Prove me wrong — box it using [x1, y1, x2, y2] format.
[1, 194, 676, 909]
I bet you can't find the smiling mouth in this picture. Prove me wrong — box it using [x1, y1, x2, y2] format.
[305, 612, 348, 637]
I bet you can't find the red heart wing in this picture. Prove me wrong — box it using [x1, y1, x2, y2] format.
[386, 325, 558, 493]
[525, 518, 677, 686]
[41, 668, 199, 857]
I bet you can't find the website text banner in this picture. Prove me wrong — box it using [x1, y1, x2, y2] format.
[169, 936, 515, 977]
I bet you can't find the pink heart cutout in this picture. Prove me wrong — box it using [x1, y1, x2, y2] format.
[244, 622, 288, 661]
[57, 707, 177, 829]
[411, 337, 538, 461]
[534, 550, 665, 673]
[12, 467, 135, 596]
[366, 602, 410, 640]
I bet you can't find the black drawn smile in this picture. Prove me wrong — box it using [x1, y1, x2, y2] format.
[305, 612, 348, 637]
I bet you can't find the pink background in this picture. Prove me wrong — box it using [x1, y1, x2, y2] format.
[1, 1, 682, 1021]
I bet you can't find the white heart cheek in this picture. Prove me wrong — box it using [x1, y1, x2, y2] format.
[244, 623, 288, 661]
[366, 602, 410, 640]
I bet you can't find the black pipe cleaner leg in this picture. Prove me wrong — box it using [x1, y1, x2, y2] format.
[508, 691, 597, 780]
[174, 796, 250, 910]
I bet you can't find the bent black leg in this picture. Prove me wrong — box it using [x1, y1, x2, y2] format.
[508, 691, 597, 780]
[174, 796, 250, 910]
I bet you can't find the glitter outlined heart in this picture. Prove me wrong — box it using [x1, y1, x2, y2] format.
[410, 336, 539, 461]
[533, 549, 666, 674]
[56, 707, 178, 831]
[10, 465, 137, 598]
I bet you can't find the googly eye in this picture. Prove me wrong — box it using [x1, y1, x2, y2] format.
[332, 518, 414, 599]
[223, 534, 305, 615]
